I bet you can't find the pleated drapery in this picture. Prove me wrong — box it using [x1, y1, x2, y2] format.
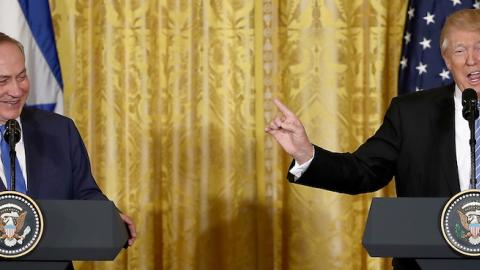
[49, 1, 407, 269]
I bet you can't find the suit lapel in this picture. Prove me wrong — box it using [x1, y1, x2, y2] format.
[0, 180, 5, 192]
[20, 109, 38, 198]
[433, 85, 460, 195]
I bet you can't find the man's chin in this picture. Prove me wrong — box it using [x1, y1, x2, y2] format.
[0, 110, 23, 123]
[463, 80, 480, 90]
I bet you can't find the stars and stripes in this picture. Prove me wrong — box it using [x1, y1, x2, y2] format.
[398, 0, 479, 95]
[469, 222, 480, 237]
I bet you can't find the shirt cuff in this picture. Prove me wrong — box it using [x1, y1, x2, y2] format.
[289, 152, 314, 181]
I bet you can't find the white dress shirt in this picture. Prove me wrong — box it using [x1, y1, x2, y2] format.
[0, 117, 28, 190]
[454, 85, 473, 191]
[290, 85, 471, 191]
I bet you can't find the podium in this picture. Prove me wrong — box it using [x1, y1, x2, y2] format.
[0, 200, 129, 270]
[363, 197, 480, 270]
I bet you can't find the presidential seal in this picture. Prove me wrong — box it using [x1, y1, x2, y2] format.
[441, 189, 480, 256]
[0, 191, 43, 258]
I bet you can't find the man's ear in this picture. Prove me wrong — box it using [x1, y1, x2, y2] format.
[441, 51, 451, 70]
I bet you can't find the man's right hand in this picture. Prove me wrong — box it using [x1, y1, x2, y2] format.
[265, 98, 314, 164]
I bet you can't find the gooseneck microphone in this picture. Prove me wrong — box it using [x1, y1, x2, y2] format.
[4, 119, 21, 191]
[462, 88, 479, 189]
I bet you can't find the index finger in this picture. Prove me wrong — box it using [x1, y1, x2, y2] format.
[273, 98, 295, 117]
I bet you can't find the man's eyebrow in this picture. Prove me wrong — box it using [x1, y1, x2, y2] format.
[16, 68, 26, 75]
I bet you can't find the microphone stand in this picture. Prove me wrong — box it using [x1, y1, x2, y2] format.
[3, 120, 20, 192]
[469, 109, 477, 189]
[8, 130, 15, 192]
[462, 89, 479, 189]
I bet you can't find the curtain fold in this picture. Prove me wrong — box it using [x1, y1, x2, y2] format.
[49, 0, 407, 269]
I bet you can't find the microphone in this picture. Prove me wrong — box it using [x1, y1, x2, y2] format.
[3, 119, 21, 191]
[462, 88, 479, 120]
[5, 119, 21, 146]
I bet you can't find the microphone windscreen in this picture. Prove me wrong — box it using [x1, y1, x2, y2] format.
[4, 119, 21, 145]
[462, 88, 479, 120]
[463, 88, 477, 103]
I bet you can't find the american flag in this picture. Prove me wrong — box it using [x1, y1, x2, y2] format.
[398, 0, 480, 95]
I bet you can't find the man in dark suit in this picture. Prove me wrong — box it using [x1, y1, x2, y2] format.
[265, 8, 480, 270]
[0, 32, 136, 245]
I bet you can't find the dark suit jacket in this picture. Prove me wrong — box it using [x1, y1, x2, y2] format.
[0, 108, 107, 201]
[289, 84, 459, 269]
[290, 83, 460, 196]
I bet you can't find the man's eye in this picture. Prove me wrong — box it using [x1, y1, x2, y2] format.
[16, 75, 26, 82]
[0, 80, 7, 85]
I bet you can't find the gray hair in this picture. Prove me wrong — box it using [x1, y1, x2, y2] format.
[0, 32, 25, 57]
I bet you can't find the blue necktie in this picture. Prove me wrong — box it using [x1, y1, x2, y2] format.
[0, 125, 26, 193]
[476, 118, 480, 189]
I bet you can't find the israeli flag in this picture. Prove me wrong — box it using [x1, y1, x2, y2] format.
[0, 0, 63, 114]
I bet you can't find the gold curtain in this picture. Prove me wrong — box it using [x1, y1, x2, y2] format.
[49, 0, 407, 269]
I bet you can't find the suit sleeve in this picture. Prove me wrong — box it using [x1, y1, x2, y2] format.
[289, 97, 402, 194]
[67, 119, 108, 200]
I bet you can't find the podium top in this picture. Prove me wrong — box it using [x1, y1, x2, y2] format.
[362, 197, 466, 259]
[4, 200, 129, 261]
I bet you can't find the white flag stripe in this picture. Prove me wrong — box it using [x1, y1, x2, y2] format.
[0, 0, 63, 114]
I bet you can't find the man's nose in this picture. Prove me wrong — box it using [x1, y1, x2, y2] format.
[7, 80, 23, 97]
[467, 50, 479, 66]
